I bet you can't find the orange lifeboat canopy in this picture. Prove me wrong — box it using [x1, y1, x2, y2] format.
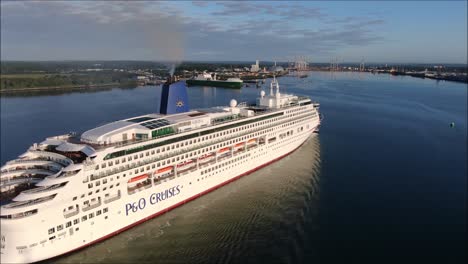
[156, 166, 173, 174]
[128, 174, 148, 183]
[235, 142, 245, 148]
[219, 147, 230, 153]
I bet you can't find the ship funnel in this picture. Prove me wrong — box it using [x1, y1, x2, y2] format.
[159, 76, 190, 115]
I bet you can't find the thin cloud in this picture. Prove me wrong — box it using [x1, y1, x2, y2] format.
[1, 1, 386, 61]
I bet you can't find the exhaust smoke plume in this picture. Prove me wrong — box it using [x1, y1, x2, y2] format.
[148, 14, 185, 77]
[169, 64, 176, 76]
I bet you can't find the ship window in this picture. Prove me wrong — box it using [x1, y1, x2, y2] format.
[82, 215, 87, 221]
[103, 208, 108, 213]
[140, 153, 143, 158]
[103, 187, 107, 191]
[89, 213, 94, 219]
[102, 164, 106, 168]
[103, 179, 107, 184]
[116, 183, 120, 186]
[97, 210, 102, 216]
[171, 145, 175, 150]
[66, 221, 72, 228]
[49, 236, 56, 240]
[48, 228, 55, 234]
[151, 150, 155, 155]
[152, 164, 155, 169]
[96, 181, 100, 186]
[115, 160, 120, 165]
[110, 185, 114, 189]
[88, 192, 92, 196]
[122, 157, 126, 163]
[73, 196, 77, 201]
[157, 149, 160, 153]
[146, 152, 149, 156]
[108, 161, 113, 166]
[128, 156, 132, 161]
[88, 183, 93, 188]
[81, 194, 85, 198]
[95, 165, 99, 170]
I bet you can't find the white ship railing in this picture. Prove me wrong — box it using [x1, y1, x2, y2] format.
[1, 160, 63, 173]
[2, 194, 56, 209]
[21, 182, 66, 194]
[0, 169, 55, 180]
[25, 150, 73, 166]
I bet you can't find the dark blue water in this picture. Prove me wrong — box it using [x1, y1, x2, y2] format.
[1, 72, 466, 263]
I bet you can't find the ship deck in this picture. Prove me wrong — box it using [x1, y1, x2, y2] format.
[67, 97, 311, 151]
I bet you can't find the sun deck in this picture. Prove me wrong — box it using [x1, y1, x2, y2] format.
[64, 95, 313, 151]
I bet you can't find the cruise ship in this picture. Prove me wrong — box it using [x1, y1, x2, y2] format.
[186, 72, 243, 89]
[0, 76, 321, 263]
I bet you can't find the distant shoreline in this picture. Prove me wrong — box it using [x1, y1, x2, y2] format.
[0, 83, 123, 94]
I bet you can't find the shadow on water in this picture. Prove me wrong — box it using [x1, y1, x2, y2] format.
[49, 135, 322, 264]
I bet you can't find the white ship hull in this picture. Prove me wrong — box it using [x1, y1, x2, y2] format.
[1, 118, 318, 263]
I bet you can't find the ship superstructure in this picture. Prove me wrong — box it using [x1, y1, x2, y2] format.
[0, 77, 320, 263]
[186, 72, 243, 89]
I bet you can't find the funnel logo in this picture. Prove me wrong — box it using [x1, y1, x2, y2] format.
[176, 100, 184, 107]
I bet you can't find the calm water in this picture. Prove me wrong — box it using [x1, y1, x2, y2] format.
[1, 72, 466, 263]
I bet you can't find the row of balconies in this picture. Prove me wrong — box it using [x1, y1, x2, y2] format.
[87, 112, 312, 187]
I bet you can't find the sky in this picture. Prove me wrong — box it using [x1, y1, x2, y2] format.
[1, 1, 467, 63]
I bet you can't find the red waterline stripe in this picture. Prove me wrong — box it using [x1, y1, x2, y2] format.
[44, 132, 313, 263]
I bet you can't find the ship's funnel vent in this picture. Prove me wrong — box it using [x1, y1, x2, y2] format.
[159, 77, 190, 115]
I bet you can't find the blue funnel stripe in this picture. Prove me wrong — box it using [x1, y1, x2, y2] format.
[159, 81, 190, 115]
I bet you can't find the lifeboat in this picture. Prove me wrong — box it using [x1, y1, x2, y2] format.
[177, 160, 196, 172]
[247, 138, 257, 144]
[199, 153, 215, 164]
[218, 147, 230, 153]
[234, 142, 245, 149]
[155, 166, 173, 175]
[127, 174, 148, 184]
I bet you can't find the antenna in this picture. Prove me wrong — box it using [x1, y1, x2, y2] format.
[270, 78, 274, 96]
